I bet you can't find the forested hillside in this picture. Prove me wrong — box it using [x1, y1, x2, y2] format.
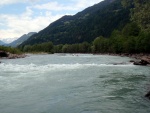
[19, 0, 150, 54]
[20, 0, 130, 46]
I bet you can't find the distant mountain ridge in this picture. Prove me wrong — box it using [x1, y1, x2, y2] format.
[20, 0, 130, 46]
[9, 32, 36, 47]
[0, 40, 6, 46]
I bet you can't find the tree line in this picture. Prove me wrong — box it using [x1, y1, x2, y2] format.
[0, 46, 22, 54]
[19, 22, 150, 54]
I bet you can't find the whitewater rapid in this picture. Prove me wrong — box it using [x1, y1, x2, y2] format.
[0, 54, 150, 113]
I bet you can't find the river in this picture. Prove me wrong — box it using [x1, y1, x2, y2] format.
[0, 54, 150, 113]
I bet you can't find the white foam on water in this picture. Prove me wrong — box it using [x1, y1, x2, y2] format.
[58, 53, 100, 57]
[0, 63, 134, 74]
[0, 63, 82, 73]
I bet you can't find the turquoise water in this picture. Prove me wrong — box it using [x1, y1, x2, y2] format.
[0, 54, 150, 113]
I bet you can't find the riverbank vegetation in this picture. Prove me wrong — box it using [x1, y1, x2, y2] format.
[0, 46, 22, 54]
[20, 42, 54, 53]
[20, 22, 149, 54]
[0, 46, 25, 59]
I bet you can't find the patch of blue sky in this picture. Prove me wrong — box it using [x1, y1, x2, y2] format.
[0, 3, 28, 15]
[38, 0, 71, 5]
[0, 0, 103, 39]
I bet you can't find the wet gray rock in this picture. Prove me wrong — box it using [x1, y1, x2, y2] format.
[7, 53, 27, 59]
[145, 91, 150, 99]
[0, 51, 26, 59]
[133, 60, 149, 66]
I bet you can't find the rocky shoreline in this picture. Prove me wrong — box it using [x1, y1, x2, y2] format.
[1, 51, 150, 66]
[106, 53, 150, 66]
[7, 53, 27, 59]
[0, 51, 26, 60]
[124, 54, 150, 66]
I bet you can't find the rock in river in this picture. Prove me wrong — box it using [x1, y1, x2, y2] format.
[145, 91, 150, 99]
[133, 60, 149, 66]
[0, 51, 8, 57]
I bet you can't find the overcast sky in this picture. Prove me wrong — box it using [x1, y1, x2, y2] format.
[0, 0, 103, 42]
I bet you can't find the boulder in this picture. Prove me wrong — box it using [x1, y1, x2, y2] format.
[8, 53, 27, 59]
[133, 60, 149, 66]
[145, 91, 150, 99]
[0, 51, 8, 57]
[129, 60, 135, 63]
[0, 51, 26, 59]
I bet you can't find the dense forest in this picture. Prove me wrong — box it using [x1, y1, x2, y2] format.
[17, 0, 150, 54]
[20, 0, 130, 46]
[20, 26, 150, 54]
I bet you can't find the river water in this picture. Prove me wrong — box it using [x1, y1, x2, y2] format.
[0, 54, 150, 113]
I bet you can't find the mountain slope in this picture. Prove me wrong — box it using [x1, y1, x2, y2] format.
[0, 40, 6, 46]
[20, 0, 130, 46]
[9, 32, 36, 47]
